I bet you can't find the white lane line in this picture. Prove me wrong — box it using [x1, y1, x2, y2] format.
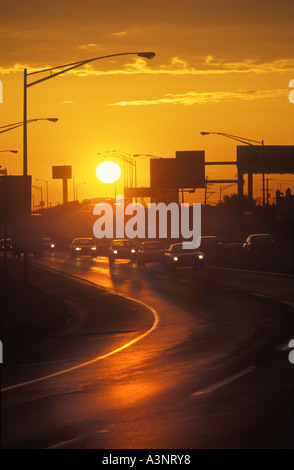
[281, 301, 294, 308]
[2, 269, 159, 393]
[153, 274, 168, 279]
[47, 429, 110, 449]
[191, 365, 256, 397]
[208, 266, 294, 278]
[46, 436, 84, 449]
[249, 292, 270, 298]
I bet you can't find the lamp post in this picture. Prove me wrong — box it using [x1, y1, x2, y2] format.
[22, 51, 154, 283]
[99, 150, 137, 189]
[200, 131, 265, 206]
[36, 178, 48, 208]
[23, 51, 155, 176]
[133, 153, 164, 188]
[32, 184, 43, 210]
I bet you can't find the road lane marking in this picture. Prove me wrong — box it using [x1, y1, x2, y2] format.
[281, 301, 294, 308]
[191, 365, 256, 397]
[249, 292, 270, 298]
[2, 268, 159, 393]
[47, 429, 110, 449]
[208, 266, 294, 278]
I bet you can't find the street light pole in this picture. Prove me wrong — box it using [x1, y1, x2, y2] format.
[200, 131, 265, 205]
[36, 178, 48, 208]
[24, 52, 155, 177]
[22, 51, 155, 283]
[98, 150, 137, 193]
[23, 69, 28, 176]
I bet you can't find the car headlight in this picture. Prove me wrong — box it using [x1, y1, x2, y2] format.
[91, 246, 97, 250]
[76, 247, 81, 251]
[113, 250, 118, 254]
[51, 244, 55, 248]
[173, 256, 178, 261]
[131, 249, 136, 253]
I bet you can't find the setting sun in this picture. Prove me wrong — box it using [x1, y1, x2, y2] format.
[96, 161, 121, 184]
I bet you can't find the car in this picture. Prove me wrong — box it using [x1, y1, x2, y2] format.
[108, 239, 136, 264]
[243, 233, 276, 252]
[136, 241, 166, 266]
[69, 237, 98, 258]
[197, 236, 223, 250]
[0, 238, 15, 253]
[42, 237, 56, 253]
[163, 242, 206, 270]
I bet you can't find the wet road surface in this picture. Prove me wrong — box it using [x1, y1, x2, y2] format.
[1, 253, 294, 448]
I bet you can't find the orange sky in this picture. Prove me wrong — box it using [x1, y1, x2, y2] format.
[1, 0, 294, 206]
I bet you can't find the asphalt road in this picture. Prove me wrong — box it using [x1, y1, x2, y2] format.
[1, 252, 294, 449]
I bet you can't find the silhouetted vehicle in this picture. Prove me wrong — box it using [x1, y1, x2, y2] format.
[42, 237, 56, 253]
[0, 238, 15, 253]
[136, 241, 166, 266]
[108, 239, 136, 264]
[197, 236, 223, 250]
[243, 233, 276, 252]
[69, 238, 98, 258]
[163, 242, 205, 270]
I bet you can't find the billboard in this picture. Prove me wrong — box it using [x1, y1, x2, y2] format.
[150, 151, 205, 190]
[176, 151, 205, 188]
[52, 165, 72, 179]
[0, 175, 31, 225]
[237, 145, 294, 174]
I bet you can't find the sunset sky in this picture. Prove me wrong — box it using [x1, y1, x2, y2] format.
[1, 0, 294, 205]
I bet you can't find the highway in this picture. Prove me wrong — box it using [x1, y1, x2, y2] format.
[1, 252, 294, 449]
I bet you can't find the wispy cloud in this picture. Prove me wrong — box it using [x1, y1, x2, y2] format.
[78, 43, 102, 50]
[1, 56, 294, 77]
[112, 31, 127, 36]
[60, 100, 76, 105]
[108, 89, 288, 106]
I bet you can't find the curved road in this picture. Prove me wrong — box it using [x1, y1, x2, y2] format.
[2, 253, 294, 449]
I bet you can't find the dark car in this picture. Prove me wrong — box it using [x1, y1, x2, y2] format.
[163, 242, 205, 270]
[243, 233, 276, 252]
[108, 239, 136, 264]
[42, 237, 56, 253]
[197, 236, 223, 250]
[0, 238, 15, 253]
[136, 241, 166, 266]
[69, 238, 98, 258]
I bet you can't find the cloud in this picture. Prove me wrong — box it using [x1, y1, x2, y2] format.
[78, 44, 102, 50]
[108, 89, 288, 106]
[60, 100, 76, 105]
[1, 55, 294, 78]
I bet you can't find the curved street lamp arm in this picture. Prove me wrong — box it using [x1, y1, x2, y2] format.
[0, 118, 58, 133]
[27, 52, 156, 88]
[201, 131, 263, 146]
